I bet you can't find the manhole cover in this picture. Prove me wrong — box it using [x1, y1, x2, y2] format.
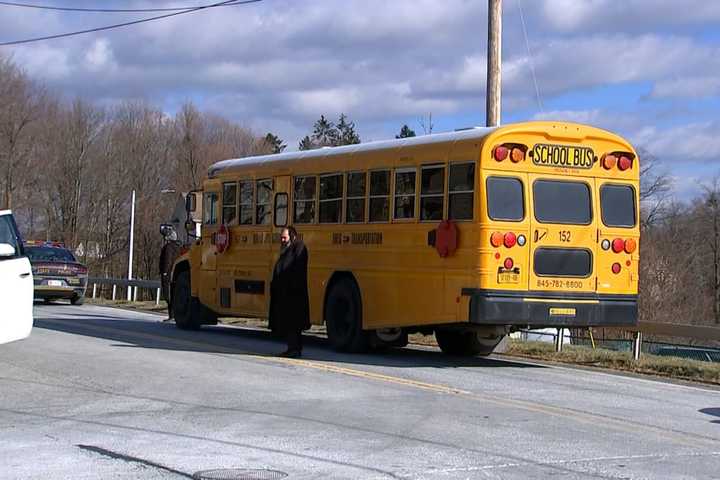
[193, 469, 288, 480]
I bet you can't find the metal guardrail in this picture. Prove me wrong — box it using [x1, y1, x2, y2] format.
[87, 277, 162, 305]
[518, 322, 720, 363]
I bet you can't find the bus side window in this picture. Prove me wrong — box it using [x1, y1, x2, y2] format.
[256, 179, 273, 225]
[319, 173, 343, 223]
[369, 170, 390, 222]
[421, 165, 444, 221]
[239, 180, 254, 225]
[294, 175, 317, 224]
[449, 162, 475, 220]
[394, 168, 417, 220]
[274, 193, 288, 227]
[222, 182, 238, 225]
[203, 192, 219, 225]
[346, 171, 366, 223]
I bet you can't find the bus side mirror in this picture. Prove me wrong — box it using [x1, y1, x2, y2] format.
[185, 192, 197, 214]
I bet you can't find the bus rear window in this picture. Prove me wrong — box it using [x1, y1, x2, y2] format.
[533, 180, 591, 225]
[487, 176, 524, 221]
[600, 184, 636, 228]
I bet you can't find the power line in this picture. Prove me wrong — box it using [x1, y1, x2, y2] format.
[516, 0, 544, 114]
[0, 0, 260, 46]
[0, 1, 249, 13]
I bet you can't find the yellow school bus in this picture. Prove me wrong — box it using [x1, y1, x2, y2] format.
[170, 121, 639, 356]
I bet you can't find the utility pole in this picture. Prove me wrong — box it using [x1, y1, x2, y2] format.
[486, 0, 502, 127]
[127, 190, 135, 301]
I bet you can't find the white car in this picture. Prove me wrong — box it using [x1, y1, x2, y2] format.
[0, 210, 33, 344]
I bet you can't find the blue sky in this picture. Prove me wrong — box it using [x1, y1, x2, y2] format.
[1, 0, 719, 200]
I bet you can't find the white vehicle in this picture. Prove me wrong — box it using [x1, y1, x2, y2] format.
[0, 210, 33, 344]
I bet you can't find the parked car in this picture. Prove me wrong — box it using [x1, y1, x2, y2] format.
[0, 210, 33, 344]
[25, 241, 88, 305]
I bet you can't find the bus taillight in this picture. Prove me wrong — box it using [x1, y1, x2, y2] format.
[491, 231, 504, 247]
[602, 154, 617, 170]
[612, 238, 624, 253]
[624, 238, 637, 254]
[612, 263, 621, 274]
[494, 146, 509, 161]
[504, 258, 514, 270]
[504, 232, 517, 248]
[618, 155, 633, 171]
[510, 148, 525, 163]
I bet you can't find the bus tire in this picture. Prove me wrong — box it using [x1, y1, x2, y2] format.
[172, 271, 202, 330]
[435, 328, 504, 356]
[325, 277, 368, 353]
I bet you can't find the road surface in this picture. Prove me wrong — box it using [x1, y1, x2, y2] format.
[1, 303, 719, 479]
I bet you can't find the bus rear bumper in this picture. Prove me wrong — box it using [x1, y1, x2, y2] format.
[462, 289, 637, 327]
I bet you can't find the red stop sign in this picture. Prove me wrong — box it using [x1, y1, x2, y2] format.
[216, 224, 231, 254]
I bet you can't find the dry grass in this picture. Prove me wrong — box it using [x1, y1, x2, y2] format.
[505, 340, 720, 385]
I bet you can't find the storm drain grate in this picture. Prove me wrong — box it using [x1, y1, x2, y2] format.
[193, 469, 288, 480]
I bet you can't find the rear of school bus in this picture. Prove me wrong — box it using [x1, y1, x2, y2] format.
[466, 121, 639, 330]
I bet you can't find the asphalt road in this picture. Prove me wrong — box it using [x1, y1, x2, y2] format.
[1, 303, 719, 480]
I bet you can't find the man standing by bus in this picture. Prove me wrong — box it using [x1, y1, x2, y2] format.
[269, 226, 310, 358]
[159, 227, 181, 320]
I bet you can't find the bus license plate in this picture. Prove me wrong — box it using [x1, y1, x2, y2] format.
[549, 307, 576, 316]
[498, 272, 519, 284]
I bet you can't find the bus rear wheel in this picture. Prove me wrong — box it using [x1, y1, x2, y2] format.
[435, 327, 504, 356]
[326, 277, 368, 353]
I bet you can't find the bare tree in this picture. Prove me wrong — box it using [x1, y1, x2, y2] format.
[638, 148, 672, 229]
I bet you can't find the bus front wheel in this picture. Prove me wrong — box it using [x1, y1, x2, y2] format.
[326, 277, 368, 353]
[172, 271, 202, 330]
[435, 327, 504, 356]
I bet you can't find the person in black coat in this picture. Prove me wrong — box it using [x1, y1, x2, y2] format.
[269, 226, 310, 358]
[159, 230, 181, 319]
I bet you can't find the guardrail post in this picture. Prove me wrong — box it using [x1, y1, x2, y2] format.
[156, 288, 161, 306]
[112, 284, 117, 301]
[92, 283, 97, 299]
[555, 328, 564, 352]
[633, 331, 642, 361]
[133, 286, 138, 302]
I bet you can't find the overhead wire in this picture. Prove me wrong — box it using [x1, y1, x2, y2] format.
[0, 0, 261, 46]
[516, 0, 544, 114]
[0, 1, 250, 13]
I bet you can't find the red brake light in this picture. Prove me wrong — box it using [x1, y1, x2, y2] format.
[504, 232, 517, 248]
[611, 263, 621, 274]
[602, 154, 617, 170]
[504, 257, 514, 270]
[494, 146, 509, 161]
[618, 155, 632, 171]
[612, 238, 624, 253]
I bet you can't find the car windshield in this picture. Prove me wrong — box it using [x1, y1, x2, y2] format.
[26, 246, 76, 263]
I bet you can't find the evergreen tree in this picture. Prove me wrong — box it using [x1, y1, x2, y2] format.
[396, 124, 416, 139]
[298, 135, 315, 151]
[337, 113, 360, 145]
[263, 133, 286, 154]
[311, 115, 338, 147]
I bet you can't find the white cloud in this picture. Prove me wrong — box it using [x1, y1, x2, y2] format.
[650, 76, 720, 99]
[84, 39, 116, 73]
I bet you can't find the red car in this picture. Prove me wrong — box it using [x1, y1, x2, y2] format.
[25, 241, 88, 305]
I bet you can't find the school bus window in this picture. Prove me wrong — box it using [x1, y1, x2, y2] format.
[203, 192, 218, 225]
[394, 168, 416, 220]
[294, 176, 317, 224]
[239, 180, 253, 225]
[601, 184, 636, 228]
[421, 165, 444, 221]
[256, 179, 273, 225]
[369, 170, 390, 222]
[320, 173, 343, 224]
[487, 176, 524, 221]
[346, 171, 366, 223]
[274, 193, 288, 227]
[449, 162, 474, 220]
[534, 180, 591, 225]
[222, 182, 238, 225]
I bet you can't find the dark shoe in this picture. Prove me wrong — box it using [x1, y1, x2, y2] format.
[277, 349, 301, 358]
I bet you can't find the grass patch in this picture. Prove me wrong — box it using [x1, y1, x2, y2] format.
[505, 340, 720, 385]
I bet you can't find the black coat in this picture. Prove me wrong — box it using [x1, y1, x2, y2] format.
[269, 240, 311, 332]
